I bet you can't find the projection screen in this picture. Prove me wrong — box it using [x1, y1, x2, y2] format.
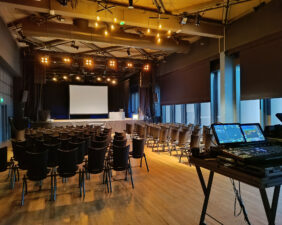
[69, 85, 108, 114]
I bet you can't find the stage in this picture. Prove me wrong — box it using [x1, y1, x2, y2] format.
[30, 118, 139, 132]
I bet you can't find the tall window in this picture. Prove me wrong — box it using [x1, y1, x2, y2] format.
[240, 99, 260, 123]
[186, 104, 195, 124]
[271, 98, 282, 125]
[175, 104, 182, 123]
[131, 92, 139, 114]
[200, 102, 211, 126]
[211, 71, 220, 123]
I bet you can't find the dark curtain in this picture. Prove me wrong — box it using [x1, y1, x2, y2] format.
[240, 33, 282, 100]
[159, 59, 210, 105]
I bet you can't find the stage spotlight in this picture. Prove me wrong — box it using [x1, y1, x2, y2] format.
[97, 16, 100, 21]
[143, 63, 150, 71]
[127, 62, 133, 68]
[128, 0, 134, 9]
[108, 59, 116, 68]
[40, 56, 49, 65]
[84, 58, 93, 67]
[63, 57, 71, 63]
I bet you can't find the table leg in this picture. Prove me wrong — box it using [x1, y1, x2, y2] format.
[196, 166, 214, 225]
[259, 186, 280, 225]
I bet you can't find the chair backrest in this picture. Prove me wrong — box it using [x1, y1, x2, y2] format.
[132, 138, 145, 158]
[44, 142, 60, 167]
[190, 135, 200, 148]
[92, 139, 107, 148]
[12, 140, 26, 161]
[69, 140, 85, 164]
[112, 145, 130, 170]
[26, 148, 48, 181]
[126, 123, 133, 135]
[159, 127, 169, 142]
[58, 147, 78, 175]
[87, 146, 107, 173]
[0, 147, 7, 172]
[178, 129, 190, 146]
[152, 126, 161, 139]
[170, 128, 179, 142]
[113, 139, 127, 147]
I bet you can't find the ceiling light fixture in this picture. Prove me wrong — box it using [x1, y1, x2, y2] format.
[112, 80, 117, 84]
[146, 28, 151, 34]
[143, 63, 150, 71]
[63, 57, 71, 63]
[97, 77, 102, 81]
[111, 24, 115, 30]
[76, 76, 81, 81]
[52, 77, 58, 82]
[127, 62, 133, 68]
[95, 22, 99, 28]
[158, 24, 162, 29]
[40, 56, 49, 64]
[104, 30, 109, 36]
[63, 75, 68, 80]
[107, 77, 111, 82]
[114, 17, 118, 23]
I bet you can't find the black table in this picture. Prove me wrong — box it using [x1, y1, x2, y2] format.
[190, 156, 282, 225]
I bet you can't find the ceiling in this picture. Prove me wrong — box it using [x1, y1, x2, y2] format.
[0, 0, 271, 81]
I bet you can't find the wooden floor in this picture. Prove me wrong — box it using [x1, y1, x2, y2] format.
[0, 145, 282, 225]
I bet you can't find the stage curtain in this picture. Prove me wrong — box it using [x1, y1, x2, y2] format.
[159, 59, 210, 105]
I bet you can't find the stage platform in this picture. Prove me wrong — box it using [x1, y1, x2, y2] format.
[30, 118, 139, 132]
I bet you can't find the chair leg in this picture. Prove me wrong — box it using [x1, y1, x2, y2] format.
[108, 169, 112, 192]
[21, 176, 26, 206]
[79, 169, 82, 197]
[50, 171, 54, 201]
[10, 168, 15, 189]
[82, 170, 85, 199]
[53, 173, 57, 201]
[128, 163, 134, 189]
[179, 149, 183, 163]
[140, 157, 143, 168]
[143, 153, 149, 172]
[16, 167, 20, 181]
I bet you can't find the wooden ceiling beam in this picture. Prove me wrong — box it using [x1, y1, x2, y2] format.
[0, 0, 223, 38]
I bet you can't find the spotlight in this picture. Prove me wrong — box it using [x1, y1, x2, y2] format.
[104, 30, 109, 36]
[40, 56, 49, 64]
[63, 75, 68, 80]
[52, 77, 58, 82]
[112, 80, 117, 84]
[158, 24, 162, 29]
[111, 24, 115, 30]
[97, 16, 100, 21]
[114, 18, 118, 23]
[84, 58, 93, 67]
[76, 76, 81, 81]
[107, 77, 111, 82]
[97, 77, 102, 81]
[108, 59, 116, 68]
[146, 28, 151, 34]
[167, 30, 171, 35]
[195, 14, 200, 26]
[63, 57, 71, 63]
[127, 48, 131, 56]
[128, 0, 134, 9]
[143, 63, 150, 71]
[156, 33, 160, 38]
[127, 62, 133, 68]
[157, 38, 161, 44]
[95, 22, 99, 28]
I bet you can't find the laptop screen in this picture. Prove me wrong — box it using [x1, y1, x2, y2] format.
[240, 124, 266, 143]
[212, 124, 245, 144]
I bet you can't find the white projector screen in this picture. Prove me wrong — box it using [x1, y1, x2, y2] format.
[69, 85, 108, 115]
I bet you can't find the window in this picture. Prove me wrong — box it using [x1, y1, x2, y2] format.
[271, 98, 282, 125]
[200, 102, 211, 126]
[211, 71, 220, 123]
[131, 92, 139, 114]
[186, 104, 195, 124]
[240, 99, 260, 123]
[165, 105, 171, 123]
[175, 104, 182, 123]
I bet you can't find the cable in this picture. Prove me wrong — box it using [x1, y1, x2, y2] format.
[230, 179, 252, 225]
